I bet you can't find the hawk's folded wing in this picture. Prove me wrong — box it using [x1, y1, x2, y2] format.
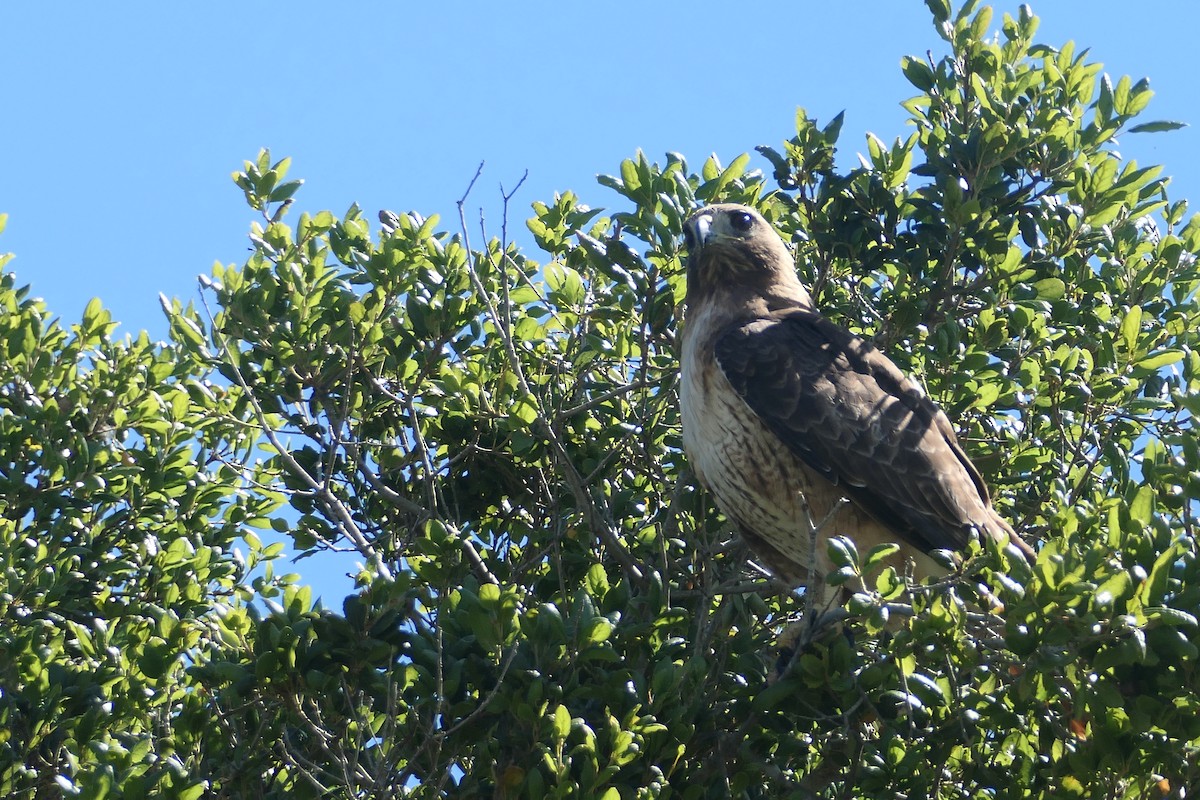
[713, 308, 997, 555]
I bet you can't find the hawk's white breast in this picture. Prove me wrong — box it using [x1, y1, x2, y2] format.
[680, 305, 832, 577]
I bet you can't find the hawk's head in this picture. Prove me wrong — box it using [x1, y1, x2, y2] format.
[682, 203, 812, 310]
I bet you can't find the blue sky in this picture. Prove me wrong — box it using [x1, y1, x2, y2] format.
[3, 2, 1197, 603]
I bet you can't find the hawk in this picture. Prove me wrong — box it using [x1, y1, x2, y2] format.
[679, 203, 1033, 609]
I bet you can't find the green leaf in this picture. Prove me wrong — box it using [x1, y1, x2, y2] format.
[553, 704, 571, 739]
[708, 152, 752, 199]
[1121, 306, 1142, 353]
[1128, 120, 1188, 134]
[1144, 606, 1197, 627]
[1126, 78, 1154, 115]
[862, 543, 900, 574]
[1137, 349, 1185, 370]
[177, 782, 207, 800]
[585, 618, 613, 643]
[1094, 571, 1133, 610]
[479, 583, 501, 604]
[269, 179, 304, 203]
[1128, 485, 1154, 528]
[1140, 542, 1182, 606]
[1033, 278, 1066, 301]
[827, 536, 859, 570]
[924, 0, 950, 23]
[1114, 75, 1132, 116]
[970, 382, 1001, 410]
[170, 313, 207, 348]
[822, 110, 845, 143]
[901, 56, 936, 91]
[620, 158, 640, 191]
[585, 563, 609, 597]
[83, 296, 103, 328]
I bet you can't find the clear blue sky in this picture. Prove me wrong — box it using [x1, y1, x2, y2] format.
[3, 2, 1197, 603]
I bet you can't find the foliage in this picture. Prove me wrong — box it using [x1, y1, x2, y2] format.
[0, 256, 282, 796]
[3, 2, 1200, 798]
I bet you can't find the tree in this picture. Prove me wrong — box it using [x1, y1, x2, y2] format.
[3, 1, 1199, 797]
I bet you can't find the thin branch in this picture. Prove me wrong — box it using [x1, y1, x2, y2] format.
[457, 161, 485, 207]
[346, 440, 426, 516]
[553, 378, 654, 423]
[435, 640, 520, 740]
[445, 522, 500, 586]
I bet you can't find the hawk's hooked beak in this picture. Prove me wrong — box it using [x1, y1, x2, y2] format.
[683, 212, 712, 254]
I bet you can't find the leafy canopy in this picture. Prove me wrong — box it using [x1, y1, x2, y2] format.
[2, 2, 1199, 798]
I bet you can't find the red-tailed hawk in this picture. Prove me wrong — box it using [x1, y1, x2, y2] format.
[679, 203, 1032, 609]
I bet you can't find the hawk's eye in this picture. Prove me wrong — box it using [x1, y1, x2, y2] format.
[729, 210, 754, 232]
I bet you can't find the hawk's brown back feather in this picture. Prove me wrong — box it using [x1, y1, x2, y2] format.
[713, 309, 1002, 555]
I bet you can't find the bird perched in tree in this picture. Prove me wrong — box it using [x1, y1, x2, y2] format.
[679, 203, 1033, 615]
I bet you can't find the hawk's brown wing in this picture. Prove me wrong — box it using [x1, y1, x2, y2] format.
[713, 308, 995, 555]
